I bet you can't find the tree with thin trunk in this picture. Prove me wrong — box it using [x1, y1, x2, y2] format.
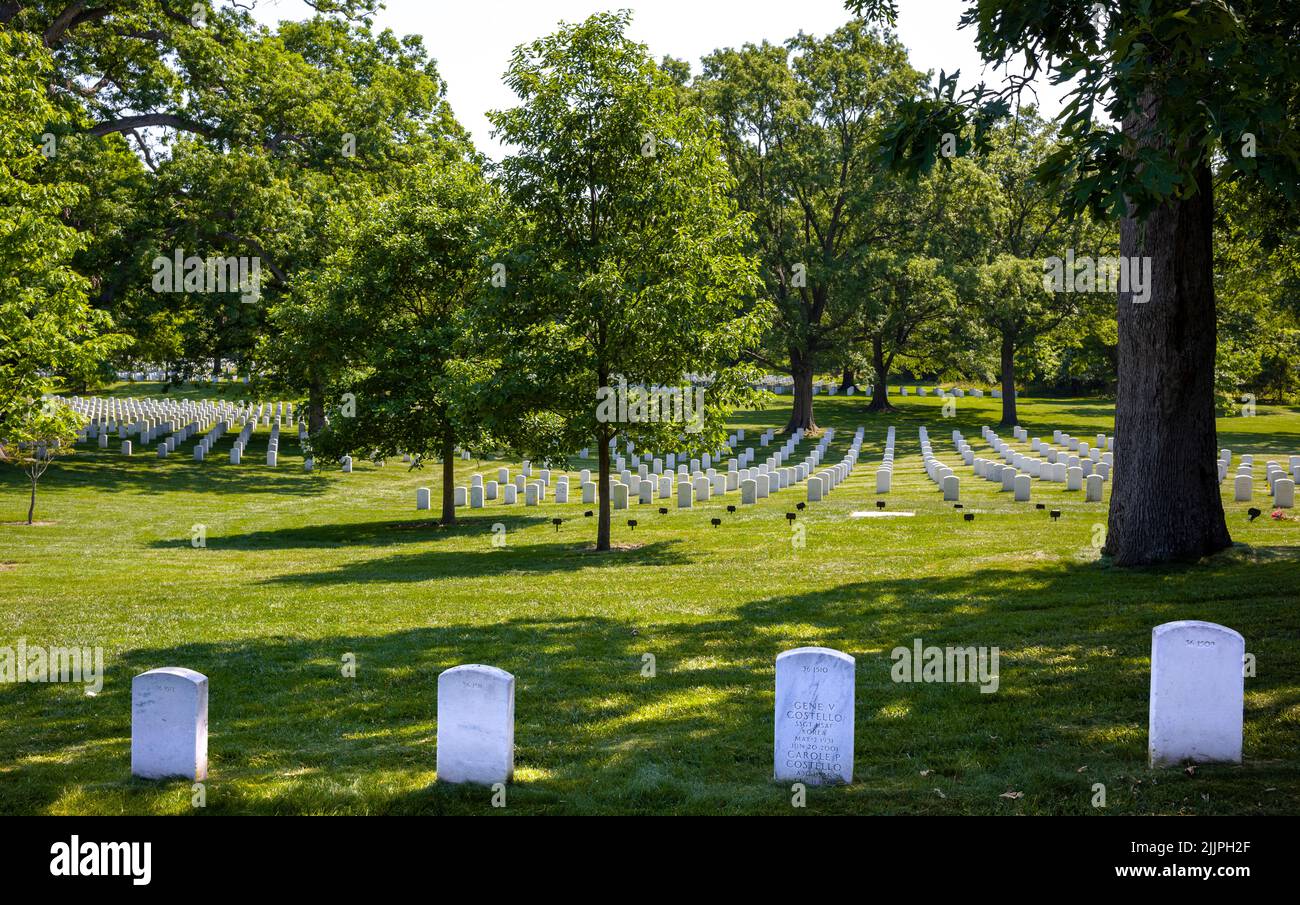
[858, 0, 1300, 565]
[0, 402, 80, 525]
[487, 12, 765, 552]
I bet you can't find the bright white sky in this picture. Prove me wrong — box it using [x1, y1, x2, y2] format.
[250, 0, 1069, 160]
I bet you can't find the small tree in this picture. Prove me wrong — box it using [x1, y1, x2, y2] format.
[306, 157, 495, 525]
[0, 400, 82, 525]
[487, 11, 766, 551]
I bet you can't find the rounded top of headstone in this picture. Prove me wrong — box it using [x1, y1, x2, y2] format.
[777, 646, 854, 665]
[439, 663, 515, 683]
[133, 666, 208, 685]
[1152, 620, 1244, 645]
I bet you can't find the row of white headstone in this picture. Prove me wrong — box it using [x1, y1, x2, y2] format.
[874, 427, 897, 493]
[114, 368, 249, 386]
[899, 385, 1016, 399]
[129, 619, 1244, 786]
[66, 395, 307, 466]
[1222, 450, 1297, 507]
[765, 380, 861, 396]
[956, 427, 1109, 502]
[429, 426, 870, 512]
[918, 426, 964, 501]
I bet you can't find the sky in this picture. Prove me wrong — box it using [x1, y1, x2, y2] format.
[251, 0, 1070, 160]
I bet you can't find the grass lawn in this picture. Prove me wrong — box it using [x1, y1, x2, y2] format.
[2, 388, 1298, 815]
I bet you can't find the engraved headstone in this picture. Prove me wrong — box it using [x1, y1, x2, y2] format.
[131, 667, 208, 780]
[774, 647, 854, 785]
[436, 664, 515, 784]
[1149, 621, 1244, 767]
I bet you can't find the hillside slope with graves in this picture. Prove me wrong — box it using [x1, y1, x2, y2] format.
[1, 384, 1298, 814]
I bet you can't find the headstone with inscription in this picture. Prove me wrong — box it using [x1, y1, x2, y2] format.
[436, 664, 515, 784]
[131, 667, 208, 780]
[774, 647, 855, 785]
[1148, 621, 1244, 767]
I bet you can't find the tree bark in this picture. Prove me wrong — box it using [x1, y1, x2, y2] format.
[839, 367, 855, 392]
[27, 475, 37, 525]
[999, 333, 1018, 427]
[308, 377, 325, 434]
[441, 427, 457, 526]
[1104, 116, 1230, 564]
[865, 335, 895, 413]
[597, 423, 611, 551]
[784, 350, 818, 432]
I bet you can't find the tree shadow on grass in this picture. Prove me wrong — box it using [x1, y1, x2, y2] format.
[0, 441, 331, 500]
[261, 538, 695, 583]
[146, 514, 554, 551]
[2, 556, 1297, 815]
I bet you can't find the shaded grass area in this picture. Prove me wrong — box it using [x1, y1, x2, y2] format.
[1, 391, 1298, 814]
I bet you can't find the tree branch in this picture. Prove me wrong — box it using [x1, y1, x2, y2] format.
[44, 0, 115, 48]
[86, 113, 217, 139]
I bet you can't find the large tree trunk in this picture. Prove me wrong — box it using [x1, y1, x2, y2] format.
[784, 349, 818, 433]
[308, 376, 325, 434]
[440, 427, 457, 526]
[865, 335, 895, 413]
[839, 367, 855, 392]
[1104, 111, 1230, 565]
[597, 424, 611, 551]
[999, 333, 1018, 427]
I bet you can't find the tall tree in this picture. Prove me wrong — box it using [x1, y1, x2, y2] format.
[858, 0, 1300, 565]
[0, 30, 123, 518]
[487, 11, 765, 551]
[304, 157, 495, 525]
[969, 113, 1113, 425]
[696, 20, 923, 430]
[853, 158, 999, 409]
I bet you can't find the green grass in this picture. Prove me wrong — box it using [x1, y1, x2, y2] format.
[2, 390, 1298, 815]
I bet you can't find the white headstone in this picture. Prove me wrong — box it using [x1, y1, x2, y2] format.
[416, 487, 431, 510]
[1085, 473, 1103, 502]
[1014, 473, 1032, 502]
[1274, 478, 1294, 508]
[1149, 621, 1244, 767]
[131, 667, 208, 780]
[1234, 474, 1252, 501]
[774, 647, 854, 785]
[436, 664, 515, 785]
[942, 474, 959, 501]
